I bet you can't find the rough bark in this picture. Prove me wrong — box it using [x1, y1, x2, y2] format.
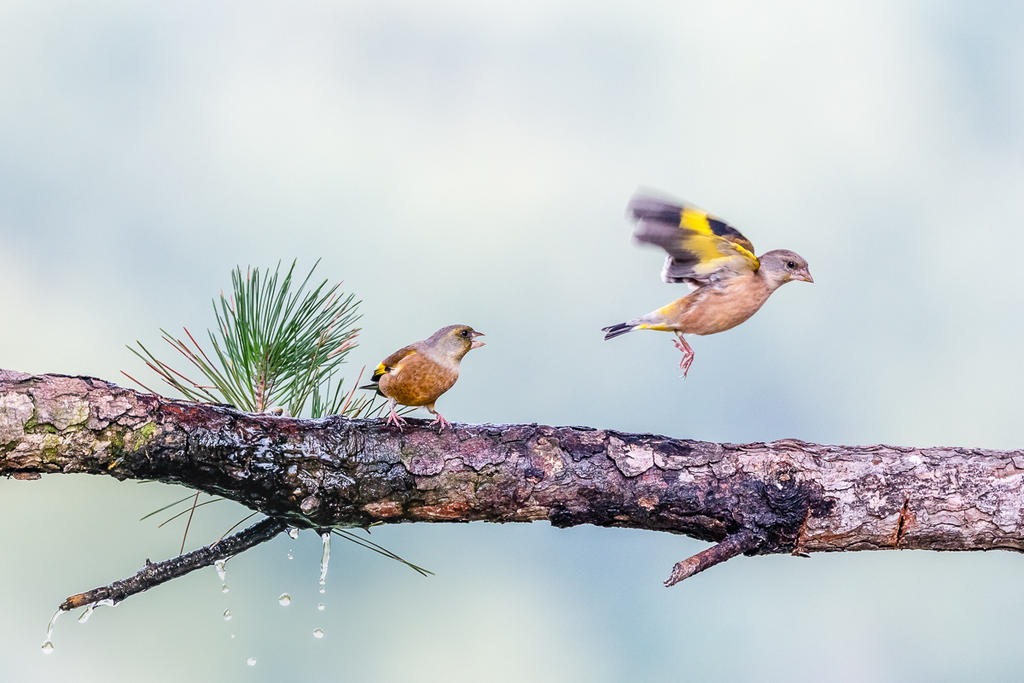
[3, 369, 1024, 598]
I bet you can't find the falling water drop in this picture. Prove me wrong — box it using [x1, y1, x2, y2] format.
[221, 585, 230, 593]
[313, 628, 325, 639]
[317, 603, 325, 612]
[287, 527, 299, 539]
[41, 641, 54, 654]
[223, 609, 232, 621]
[246, 657, 257, 667]
[287, 551, 294, 560]
[278, 593, 291, 606]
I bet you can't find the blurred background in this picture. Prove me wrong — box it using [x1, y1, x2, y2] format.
[2, 0, 1024, 680]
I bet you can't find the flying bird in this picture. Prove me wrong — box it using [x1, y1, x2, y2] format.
[362, 324, 485, 431]
[602, 193, 812, 377]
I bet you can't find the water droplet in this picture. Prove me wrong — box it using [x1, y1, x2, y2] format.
[313, 628, 324, 639]
[278, 593, 291, 606]
[230, 633, 236, 639]
[221, 585, 230, 593]
[223, 609, 232, 621]
[287, 551, 294, 560]
[319, 532, 331, 587]
[319, 587, 325, 594]
[246, 657, 257, 666]
[287, 527, 299, 539]
[214, 558, 227, 584]
[317, 603, 325, 611]
[42, 608, 63, 650]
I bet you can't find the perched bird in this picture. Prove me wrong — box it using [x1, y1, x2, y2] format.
[602, 193, 812, 377]
[362, 324, 485, 431]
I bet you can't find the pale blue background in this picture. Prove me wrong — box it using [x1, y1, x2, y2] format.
[2, 1, 1023, 681]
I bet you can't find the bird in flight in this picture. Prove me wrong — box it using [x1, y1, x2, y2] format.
[362, 324, 485, 431]
[602, 193, 812, 377]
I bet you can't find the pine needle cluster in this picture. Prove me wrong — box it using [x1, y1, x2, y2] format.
[125, 260, 383, 419]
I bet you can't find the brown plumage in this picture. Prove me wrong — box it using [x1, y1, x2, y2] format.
[363, 324, 484, 431]
[602, 193, 812, 377]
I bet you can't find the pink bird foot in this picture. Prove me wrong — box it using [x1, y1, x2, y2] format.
[386, 405, 407, 431]
[430, 412, 451, 433]
[673, 333, 695, 379]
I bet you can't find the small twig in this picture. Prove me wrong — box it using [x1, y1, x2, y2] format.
[60, 517, 288, 612]
[664, 530, 761, 587]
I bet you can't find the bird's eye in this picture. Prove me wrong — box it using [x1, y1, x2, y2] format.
[460, 329, 470, 338]
[786, 261, 797, 269]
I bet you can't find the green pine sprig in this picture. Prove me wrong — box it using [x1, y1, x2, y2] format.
[125, 259, 385, 419]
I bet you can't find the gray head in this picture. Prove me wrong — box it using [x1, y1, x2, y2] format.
[425, 324, 485, 361]
[757, 249, 813, 290]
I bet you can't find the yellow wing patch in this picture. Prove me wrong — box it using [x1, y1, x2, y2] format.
[372, 347, 417, 381]
[678, 207, 759, 273]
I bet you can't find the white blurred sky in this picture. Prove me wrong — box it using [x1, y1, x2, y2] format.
[2, 1, 1024, 681]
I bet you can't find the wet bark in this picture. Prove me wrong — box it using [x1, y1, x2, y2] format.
[4, 369, 1024, 592]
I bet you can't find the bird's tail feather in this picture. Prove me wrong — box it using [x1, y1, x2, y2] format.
[359, 383, 385, 397]
[601, 322, 636, 340]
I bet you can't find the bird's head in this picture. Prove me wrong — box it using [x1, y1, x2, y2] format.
[758, 249, 813, 289]
[427, 324, 485, 361]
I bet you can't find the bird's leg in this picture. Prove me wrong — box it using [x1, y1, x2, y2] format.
[385, 398, 406, 431]
[426, 405, 451, 433]
[673, 332, 695, 378]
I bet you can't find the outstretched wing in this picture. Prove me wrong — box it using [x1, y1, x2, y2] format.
[628, 194, 759, 286]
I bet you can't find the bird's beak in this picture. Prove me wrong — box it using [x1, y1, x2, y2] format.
[470, 331, 485, 349]
[794, 269, 814, 283]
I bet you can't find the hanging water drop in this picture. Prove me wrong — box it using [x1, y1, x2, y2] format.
[287, 527, 299, 539]
[319, 532, 331, 587]
[214, 558, 229, 593]
[278, 593, 291, 606]
[77, 605, 96, 624]
[246, 657, 257, 666]
[223, 609, 232, 621]
[313, 628, 325, 639]
[41, 608, 63, 652]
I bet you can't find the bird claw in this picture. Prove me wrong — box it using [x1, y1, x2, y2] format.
[430, 413, 451, 433]
[674, 334, 695, 379]
[678, 354, 694, 379]
[385, 407, 407, 431]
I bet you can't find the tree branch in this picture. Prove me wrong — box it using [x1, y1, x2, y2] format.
[60, 517, 288, 611]
[3, 369, 1023, 599]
